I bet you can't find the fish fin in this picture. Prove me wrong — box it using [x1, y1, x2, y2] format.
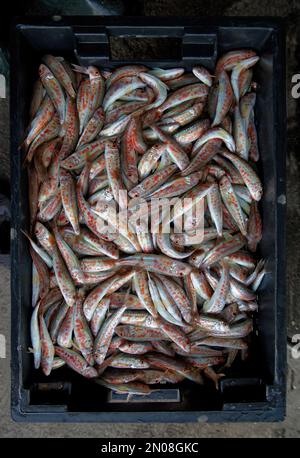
[21, 229, 33, 244]
[126, 393, 134, 402]
[71, 64, 89, 74]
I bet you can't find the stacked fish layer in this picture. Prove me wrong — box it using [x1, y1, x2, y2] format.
[25, 51, 265, 395]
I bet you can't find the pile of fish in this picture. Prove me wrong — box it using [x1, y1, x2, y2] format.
[24, 51, 266, 395]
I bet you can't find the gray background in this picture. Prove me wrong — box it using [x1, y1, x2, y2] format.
[0, 0, 299, 437]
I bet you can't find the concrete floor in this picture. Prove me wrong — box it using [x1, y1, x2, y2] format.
[1, 0, 300, 438]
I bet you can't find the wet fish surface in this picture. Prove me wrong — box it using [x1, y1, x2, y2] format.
[24, 51, 264, 395]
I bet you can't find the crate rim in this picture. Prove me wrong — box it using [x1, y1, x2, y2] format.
[10, 15, 286, 423]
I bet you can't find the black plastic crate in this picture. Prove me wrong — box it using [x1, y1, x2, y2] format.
[10, 16, 286, 422]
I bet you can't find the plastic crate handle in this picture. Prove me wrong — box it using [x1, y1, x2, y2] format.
[72, 25, 218, 67]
